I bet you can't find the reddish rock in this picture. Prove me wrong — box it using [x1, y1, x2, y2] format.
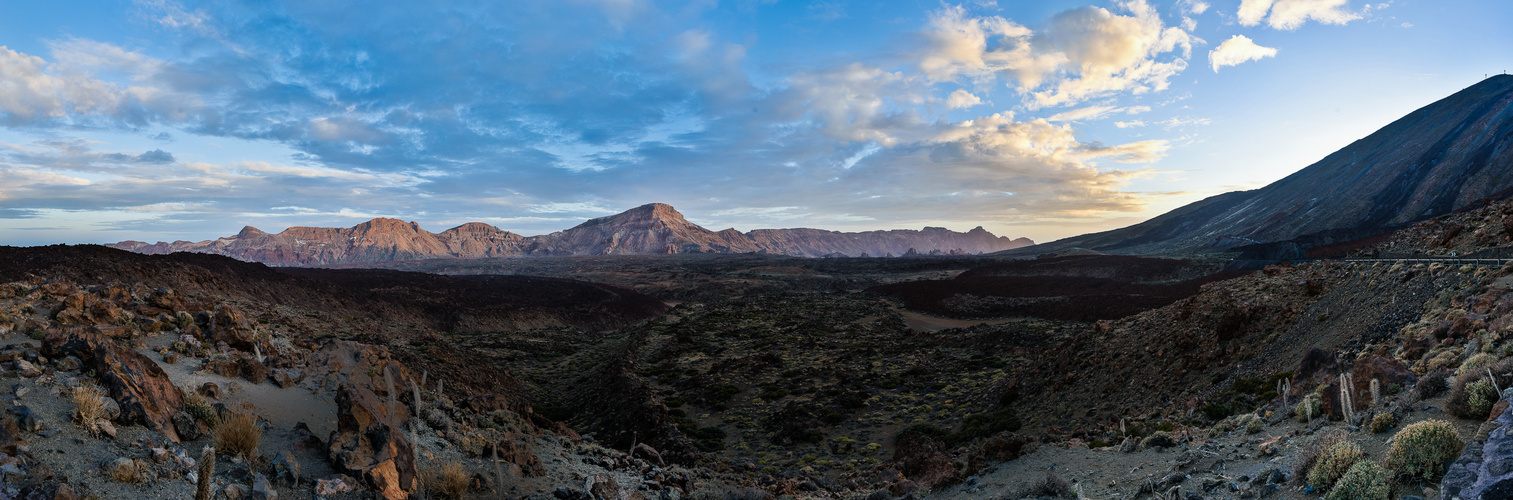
[632, 442, 664, 467]
[492, 434, 543, 477]
[1351, 355, 1417, 399]
[328, 383, 417, 500]
[204, 306, 257, 351]
[964, 431, 1034, 474]
[236, 355, 270, 384]
[893, 432, 959, 489]
[306, 340, 415, 403]
[44, 327, 184, 441]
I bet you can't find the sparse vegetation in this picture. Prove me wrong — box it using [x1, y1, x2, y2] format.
[1385, 419, 1463, 482]
[182, 389, 219, 427]
[213, 411, 263, 462]
[1369, 413, 1394, 434]
[427, 462, 470, 499]
[71, 385, 107, 437]
[1308, 440, 1365, 489]
[1324, 461, 1390, 500]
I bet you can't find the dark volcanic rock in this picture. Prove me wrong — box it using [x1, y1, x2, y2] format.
[1443, 396, 1513, 499]
[44, 327, 184, 441]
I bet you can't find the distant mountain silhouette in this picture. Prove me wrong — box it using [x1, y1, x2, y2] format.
[1019, 75, 1513, 256]
[109, 203, 1032, 265]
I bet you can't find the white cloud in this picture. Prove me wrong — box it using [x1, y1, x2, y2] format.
[1238, 0, 1360, 30]
[1115, 120, 1145, 128]
[1181, 0, 1210, 15]
[1208, 35, 1278, 72]
[917, 1, 1196, 110]
[945, 89, 983, 109]
[0, 46, 124, 122]
[1046, 105, 1115, 122]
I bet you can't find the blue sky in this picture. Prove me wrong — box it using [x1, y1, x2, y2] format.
[0, 0, 1509, 246]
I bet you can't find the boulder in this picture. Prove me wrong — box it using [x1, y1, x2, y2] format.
[236, 355, 270, 384]
[44, 327, 184, 441]
[493, 434, 543, 477]
[1351, 355, 1416, 403]
[964, 432, 1034, 474]
[173, 411, 206, 441]
[328, 382, 417, 500]
[1443, 396, 1512, 499]
[203, 306, 257, 351]
[892, 432, 958, 489]
[315, 475, 356, 496]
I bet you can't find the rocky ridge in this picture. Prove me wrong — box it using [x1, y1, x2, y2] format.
[1019, 75, 1513, 256]
[109, 203, 1032, 265]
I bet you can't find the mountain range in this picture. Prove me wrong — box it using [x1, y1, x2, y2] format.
[108, 203, 1032, 265]
[1022, 74, 1513, 256]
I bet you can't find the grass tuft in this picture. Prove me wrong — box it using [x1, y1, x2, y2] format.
[213, 411, 262, 462]
[71, 385, 107, 437]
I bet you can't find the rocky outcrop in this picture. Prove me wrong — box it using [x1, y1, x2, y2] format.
[892, 432, 959, 489]
[328, 382, 417, 500]
[43, 326, 185, 441]
[1443, 394, 1513, 499]
[109, 203, 1032, 264]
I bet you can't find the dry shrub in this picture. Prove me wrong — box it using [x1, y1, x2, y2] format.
[1005, 472, 1074, 499]
[1294, 428, 1349, 483]
[72, 385, 107, 436]
[428, 462, 470, 499]
[1447, 358, 1513, 419]
[213, 412, 262, 461]
[1411, 367, 1451, 402]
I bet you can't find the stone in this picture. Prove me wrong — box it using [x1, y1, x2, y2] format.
[633, 442, 664, 466]
[327, 382, 417, 500]
[271, 451, 300, 486]
[200, 383, 221, 400]
[43, 327, 184, 441]
[96, 420, 116, 439]
[315, 474, 356, 496]
[173, 411, 204, 441]
[225, 483, 248, 500]
[100, 397, 121, 421]
[205, 306, 257, 351]
[251, 473, 277, 500]
[494, 434, 543, 477]
[270, 370, 295, 389]
[237, 355, 270, 384]
[964, 431, 1034, 474]
[13, 361, 40, 378]
[893, 432, 958, 489]
[10, 407, 41, 433]
[54, 357, 80, 372]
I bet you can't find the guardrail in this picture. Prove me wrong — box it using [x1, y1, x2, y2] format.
[1340, 258, 1513, 266]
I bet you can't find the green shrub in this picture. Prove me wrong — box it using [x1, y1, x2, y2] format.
[1298, 393, 1323, 422]
[1467, 378, 1498, 418]
[1244, 414, 1265, 434]
[1369, 413, 1394, 434]
[1324, 461, 1389, 500]
[1386, 419, 1463, 482]
[1308, 440, 1364, 489]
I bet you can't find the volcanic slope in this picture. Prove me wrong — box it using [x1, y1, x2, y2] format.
[1021, 75, 1513, 256]
[109, 203, 1033, 265]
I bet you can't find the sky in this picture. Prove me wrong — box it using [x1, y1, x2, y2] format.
[0, 0, 1509, 246]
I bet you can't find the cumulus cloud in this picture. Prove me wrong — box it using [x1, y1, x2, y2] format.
[917, 1, 1194, 109]
[945, 89, 983, 109]
[1238, 0, 1360, 30]
[1209, 35, 1278, 72]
